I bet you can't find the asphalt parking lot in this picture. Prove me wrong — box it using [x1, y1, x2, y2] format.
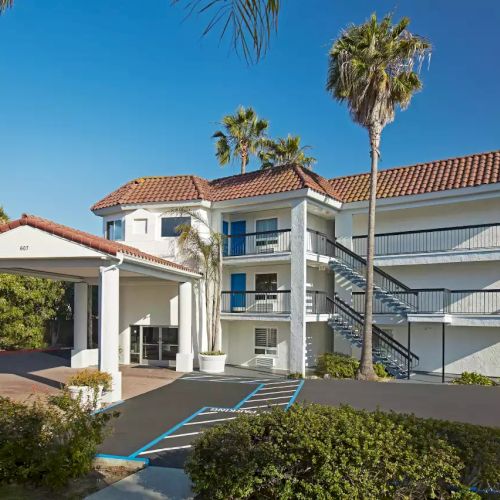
[99, 374, 499, 469]
[99, 374, 303, 468]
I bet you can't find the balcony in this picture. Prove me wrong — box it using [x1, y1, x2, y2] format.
[353, 222, 500, 257]
[221, 290, 291, 314]
[352, 289, 500, 316]
[223, 229, 291, 258]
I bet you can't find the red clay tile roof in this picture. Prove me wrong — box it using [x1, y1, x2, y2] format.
[91, 150, 500, 210]
[0, 214, 196, 274]
[209, 164, 340, 202]
[92, 175, 211, 211]
[91, 165, 341, 210]
[329, 150, 500, 203]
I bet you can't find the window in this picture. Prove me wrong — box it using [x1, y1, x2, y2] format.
[133, 218, 148, 235]
[161, 216, 190, 237]
[255, 273, 277, 303]
[256, 218, 278, 250]
[255, 327, 277, 355]
[106, 219, 124, 241]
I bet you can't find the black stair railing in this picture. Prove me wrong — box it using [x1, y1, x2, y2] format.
[332, 240, 415, 298]
[328, 295, 419, 374]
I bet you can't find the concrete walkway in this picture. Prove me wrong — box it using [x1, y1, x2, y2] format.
[0, 350, 182, 402]
[86, 467, 193, 499]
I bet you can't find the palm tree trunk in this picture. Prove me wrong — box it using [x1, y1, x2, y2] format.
[358, 125, 381, 380]
[240, 143, 248, 174]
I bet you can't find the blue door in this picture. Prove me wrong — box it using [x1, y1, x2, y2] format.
[231, 273, 246, 311]
[222, 221, 229, 257]
[230, 220, 246, 256]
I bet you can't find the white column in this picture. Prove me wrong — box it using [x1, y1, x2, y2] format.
[176, 281, 194, 372]
[290, 200, 307, 376]
[71, 282, 89, 368]
[98, 266, 122, 402]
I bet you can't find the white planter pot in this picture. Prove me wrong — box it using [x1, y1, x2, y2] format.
[198, 354, 227, 374]
[68, 384, 104, 409]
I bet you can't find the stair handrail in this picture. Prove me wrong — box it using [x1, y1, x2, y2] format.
[332, 240, 413, 293]
[329, 295, 419, 366]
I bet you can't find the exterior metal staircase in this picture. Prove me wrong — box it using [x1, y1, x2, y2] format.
[327, 295, 419, 378]
[329, 241, 417, 316]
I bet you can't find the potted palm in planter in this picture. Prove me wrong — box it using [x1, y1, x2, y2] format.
[173, 209, 226, 374]
[66, 369, 112, 410]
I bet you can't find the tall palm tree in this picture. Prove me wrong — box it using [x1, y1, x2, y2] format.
[213, 106, 269, 174]
[173, 0, 280, 63]
[259, 135, 316, 169]
[326, 13, 431, 380]
[0, 206, 8, 223]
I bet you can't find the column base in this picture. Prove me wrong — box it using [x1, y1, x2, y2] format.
[71, 348, 98, 368]
[176, 353, 194, 373]
[101, 371, 122, 403]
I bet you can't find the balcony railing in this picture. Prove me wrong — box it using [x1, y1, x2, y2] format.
[223, 229, 291, 257]
[306, 291, 331, 314]
[307, 229, 335, 256]
[353, 289, 500, 315]
[221, 290, 291, 314]
[353, 222, 500, 257]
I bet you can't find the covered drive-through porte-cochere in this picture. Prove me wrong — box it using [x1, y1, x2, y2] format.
[0, 215, 200, 402]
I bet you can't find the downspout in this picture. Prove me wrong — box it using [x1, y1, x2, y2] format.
[102, 252, 125, 272]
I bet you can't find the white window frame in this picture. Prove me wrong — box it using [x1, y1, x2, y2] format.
[255, 217, 279, 251]
[106, 219, 124, 241]
[254, 327, 278, 356]
[160, 216, 191, 238]
[133, 218, 148, 235]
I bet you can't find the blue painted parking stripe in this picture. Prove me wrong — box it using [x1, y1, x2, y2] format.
[129, 406, 208, 458]
[233, 383, 265, 409]
[92, 399, 124, 415]
[285, 380, 304, 410]
[96, 453, 149, 464]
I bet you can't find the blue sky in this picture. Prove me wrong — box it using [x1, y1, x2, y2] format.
[0, 0, 499, 233]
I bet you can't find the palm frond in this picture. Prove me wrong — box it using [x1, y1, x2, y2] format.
[212, 105, 269, 172]
[172, 0, 280, 63]
[0, 0, 13, 14]
[259, 134, 316, 169]
[326, 12, 431, 130]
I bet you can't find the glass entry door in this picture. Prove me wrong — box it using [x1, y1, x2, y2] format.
[130, 325, 179, 366]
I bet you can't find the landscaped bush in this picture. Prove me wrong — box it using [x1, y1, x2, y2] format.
[186, 404, 500, 499]
[316, 352, 391, 379]
[67, 368, 112, 391]
[0, 393, 118, 489]
[452, 371, 497, 386]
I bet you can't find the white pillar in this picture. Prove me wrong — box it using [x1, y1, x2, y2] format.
[290, 200, 307, 376]
[71, 282, 89, 368]
[176, 281, 194, 372]
[98, 266, 122, 402]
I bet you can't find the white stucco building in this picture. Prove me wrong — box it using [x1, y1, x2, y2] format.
[1, 149, 499, 400]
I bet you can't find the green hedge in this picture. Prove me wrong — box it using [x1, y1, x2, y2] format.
[0, 393, 117, 488]
[186, 404, 499, 499]
[316, 352, 391, 379]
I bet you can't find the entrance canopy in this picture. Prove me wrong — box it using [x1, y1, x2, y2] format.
[0, 214, 200, 402]
[0, 214, 199, 283]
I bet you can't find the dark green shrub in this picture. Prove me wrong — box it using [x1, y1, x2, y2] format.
[452, 371, 497, 386]
[316, 352, 359, 378]
[389, 413, 500, 492]
[316, 352, 391, 379]
[0, 393, 118, 488]
[287, 372, 303, 379]
[185, 404, 464, 499]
